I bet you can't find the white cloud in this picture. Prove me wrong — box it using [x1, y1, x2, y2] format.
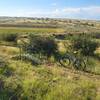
[62, 6, 100, 15]
[82, 6, 100, 15]
[51, 6, 100, 19]
[62, 8, 80, 14]
[0, 6, 100, 20]
[52, 9, 60, 15]
[52, 6, 100, 19]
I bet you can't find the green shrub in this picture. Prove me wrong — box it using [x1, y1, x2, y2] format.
[0, 33, 18, 42]
[24, 34, 58, 59]
[73, 36, 98, 56]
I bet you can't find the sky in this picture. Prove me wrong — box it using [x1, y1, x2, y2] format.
[0, 0, 100, 20]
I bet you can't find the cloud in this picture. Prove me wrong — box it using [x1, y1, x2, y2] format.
[51, 6, 100, 19]
[62, 8, 80, 14]
[52, 9, 60, 15]
[61, 6, 100, 19]
[62, 6, 100, 14]
[0, 6, 100, 20]
[82, 6, 100, 15]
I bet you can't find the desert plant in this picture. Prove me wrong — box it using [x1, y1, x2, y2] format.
[11, 54, 42, 65]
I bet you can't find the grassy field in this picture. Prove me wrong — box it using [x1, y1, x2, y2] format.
[0, 27, 65, 34]
[0, 17, 100, 100]
[0, 61, 100, 100]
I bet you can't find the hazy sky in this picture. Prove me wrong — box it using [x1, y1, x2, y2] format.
[0, 0, 100, 20]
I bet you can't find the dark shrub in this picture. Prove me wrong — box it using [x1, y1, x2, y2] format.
[53, 34, 67, 40]
[24, 34, 58, 59]
[0, 33, 17, 42]
[73, 36, 98, 56]
[94, 33, 100, 39]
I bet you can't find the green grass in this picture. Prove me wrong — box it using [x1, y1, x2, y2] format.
[0, 61, 100, 100]
[0, 27, 65, 34]
[0, 24, 100, 100]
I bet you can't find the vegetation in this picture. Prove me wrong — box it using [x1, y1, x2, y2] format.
[0, 17, 100, 100]
[24, 34, 58, 59]
[0, 55, 7, 67]
[73, 35, 99, 56]
[0, 33, 18, 42]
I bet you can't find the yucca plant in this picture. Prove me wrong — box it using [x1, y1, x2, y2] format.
[11, 54, 42, 65]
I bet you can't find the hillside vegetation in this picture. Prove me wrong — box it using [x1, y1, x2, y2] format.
[0, 17, 100, 100]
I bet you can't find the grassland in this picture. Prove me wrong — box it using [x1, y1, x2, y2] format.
[0, 17, 100, 100]
[0, 27, 65, 34]
[0, 60, 100, 100]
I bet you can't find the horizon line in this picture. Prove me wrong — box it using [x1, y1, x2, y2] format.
[0, 16, 100, 21]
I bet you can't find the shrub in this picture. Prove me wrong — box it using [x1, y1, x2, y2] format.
[73, 36, 98, 56]
[24, 34, 58, 59]
[0, 33, 18, 42]
[94, 33, 100, 39]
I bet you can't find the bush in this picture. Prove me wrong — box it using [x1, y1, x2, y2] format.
[93, 33, 100, 39]
[0, 33, 18, 42]
[24, 34, 58, 59]
[73, 36, 98, 56]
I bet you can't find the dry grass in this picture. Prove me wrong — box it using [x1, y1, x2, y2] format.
[0, 45, 19, 56]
